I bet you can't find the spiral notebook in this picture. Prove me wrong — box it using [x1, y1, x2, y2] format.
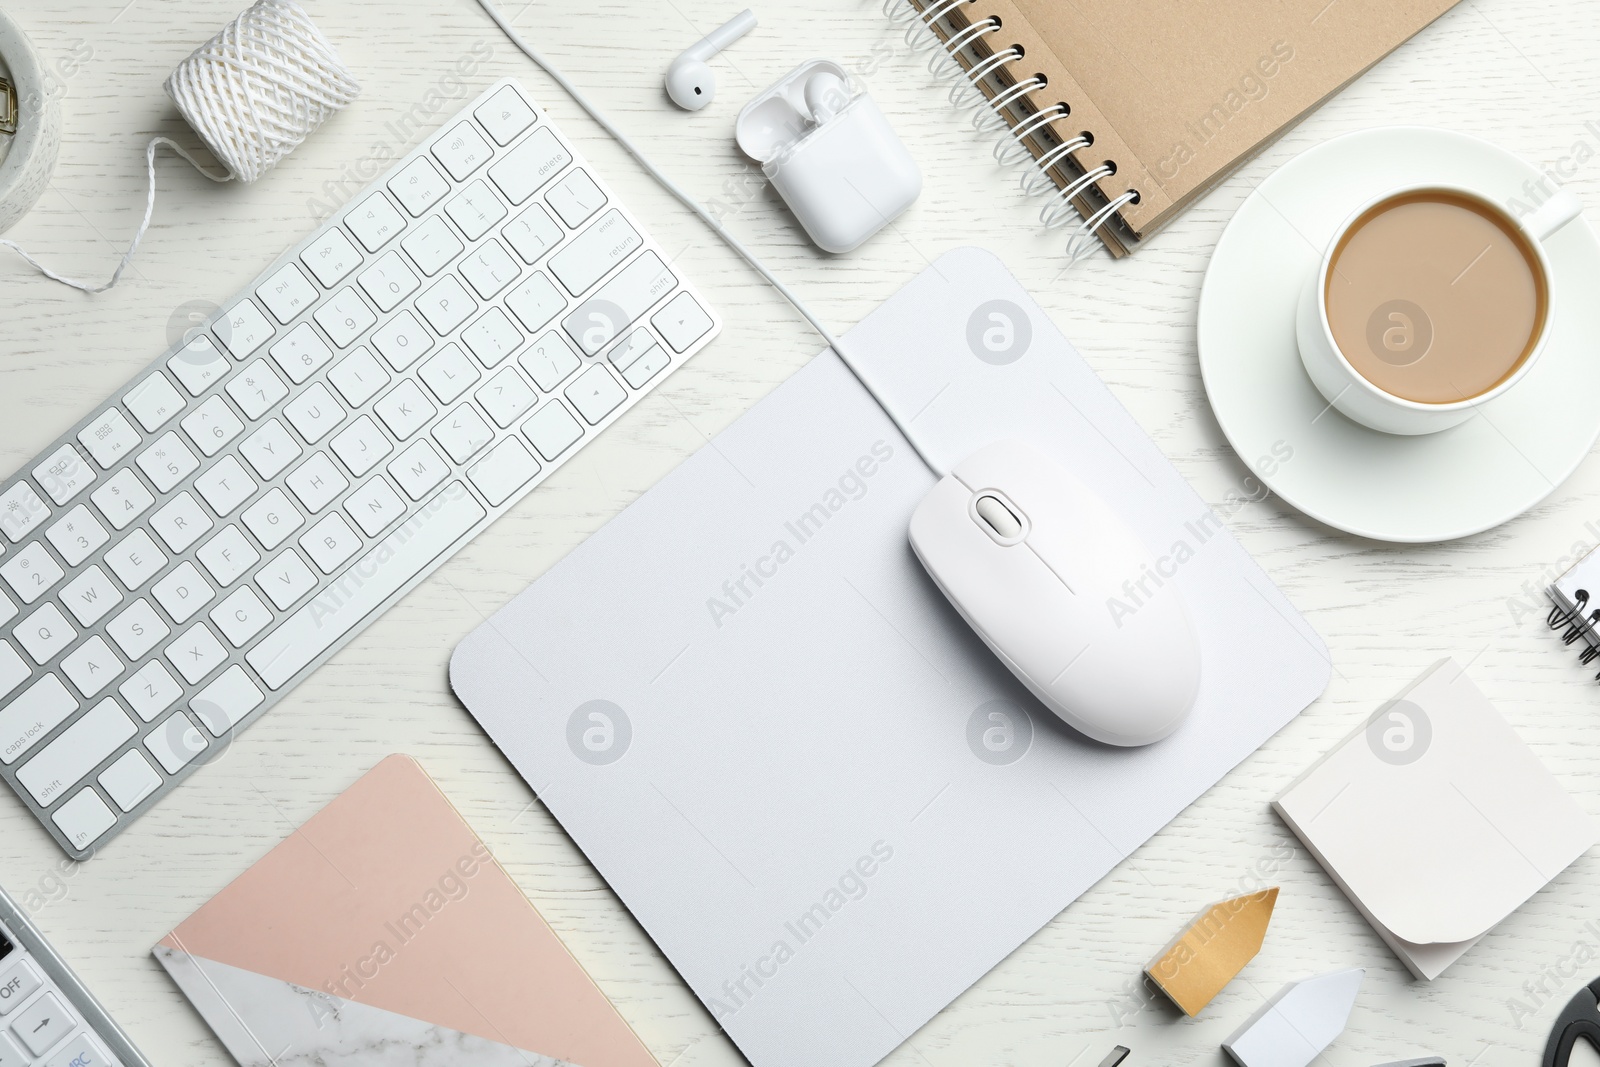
[1547, 544, 1600, 675]
[902, 0, 1463, 256]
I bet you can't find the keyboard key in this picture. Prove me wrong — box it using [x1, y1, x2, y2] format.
[145, 711, 207, 773]
[619, 343, 669, 388]
[401, 214, 465, 277]
[60, 566, 121, 627]
[15, 603, 74, 664]
[0, 962, 41, 1017]
[89, 469, 154, 531]
[344, 478, 406, 537]
[1, 544, 63, 605]
[330, 416, 393, 477]
[476, 367, 537, 428]
[372, 310, 434, 370]
[217, 299, 275, 359]
[0, 675, 77, 766]
[564, 252, 677, 354]
[123, 373, 185, 435]
[503, 203, 564, 264]
[300, 513, 362, 573]
[488, 127, 571, 205]
[103, 531, 166, 591]
[45, 505, 108, 568]
[327, 347, 391, 407]
[120, 660, 181, 721]
[389, 440, 449, 500]
[475, 84, 536, 145]
[168, 335, 231, 396]
[0, 643, 25, 701]
[565, 364, 626, 424]
[248, 484, 485, 688]
[469, 438, 540, 506]
[106, 599, 169, 661]
[300, 227, 363, 287]
[419, 344, 480, 404]
[359, 251, 421, 315]
[137, 432, 199, 493]
[0, 483, 50, 543]
[211, 587, 274, 645]
[10, 984, 71, 1052]
[99, 751, 161, 812]
[653, 291, 716, 352]
[256, 549, 316, 610]
[344, 191, 406, 252]
[547, 167, 607, 228]
[461, 307, 524, 367]
[33, 444, 94, 505]
[60, 636, 122, 698]
[46, 1035, 119, 1067]
[257, 262, 319, 324]
[375, 380, 437, 440]
[314, 286, 377, 348]
[523, 400, 584, 461]
[166, 622, 228, 684]
[506, 271, 566, 333]
[150, 492, 214, 553]
[242, 488, 304, 550]
[239, 419, 303, 481]
[286, 452, 350, 513]
[416, 274, 478, 336]
[196, 525, 261, 587]
[18, 699, 136, 807]
[459, 238, 520, 300]
[181, 395, 245, 457]
[78, 409, 141, 469]
[269, 322, 336, 384]
[432, 404, 494, 464]
[446, 180, 508, 242]
[226, 359, 290, 419]
[191, 666, 263, 735]
[193, 455, 258, 516]
[389, 156, 451, 216]
[284, 383, 346, 444]
[550, 210, 640, 296]
[152, 561, 215, 624]
[52, 789, 116, 850]
[433, 121, 494, 181]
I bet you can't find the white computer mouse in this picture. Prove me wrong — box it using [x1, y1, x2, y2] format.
[908, 440, 1201, 746]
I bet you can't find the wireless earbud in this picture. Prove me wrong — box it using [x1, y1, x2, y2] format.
[665, 9, 757, 111]
[802, 71, 850, 125]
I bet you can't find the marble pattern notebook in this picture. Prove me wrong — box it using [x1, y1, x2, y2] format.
[154, 754, 657, 1067]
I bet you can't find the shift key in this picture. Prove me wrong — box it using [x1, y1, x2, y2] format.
[562, 252, 677, 354]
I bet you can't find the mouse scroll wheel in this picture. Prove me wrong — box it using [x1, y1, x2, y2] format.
[974, 495, 1023, 539]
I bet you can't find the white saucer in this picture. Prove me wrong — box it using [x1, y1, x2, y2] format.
[1197, 126, 1600, 542]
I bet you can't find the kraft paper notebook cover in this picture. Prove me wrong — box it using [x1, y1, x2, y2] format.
[450, 247, 1333, 1067]
[913, 0, 1463, 255]
[154, 755, 657, 1067]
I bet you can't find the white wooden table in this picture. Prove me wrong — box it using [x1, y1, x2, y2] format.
[4, 1, 1600, 1064]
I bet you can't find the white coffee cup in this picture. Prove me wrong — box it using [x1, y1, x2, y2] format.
[1296, 182, 1582, 435]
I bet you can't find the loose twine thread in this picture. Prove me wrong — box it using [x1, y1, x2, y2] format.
[1, 0, 359, 294]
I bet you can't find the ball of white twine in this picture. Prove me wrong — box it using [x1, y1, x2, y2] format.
[1, 0, 359, 293]
[166, 0, 359, 184]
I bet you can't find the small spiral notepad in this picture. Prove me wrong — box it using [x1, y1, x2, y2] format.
[891, 0, 1463, 257]
[1547, 546, 1600, 674]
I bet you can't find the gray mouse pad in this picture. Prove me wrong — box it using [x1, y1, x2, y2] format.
[450, 247, 1330, 1067]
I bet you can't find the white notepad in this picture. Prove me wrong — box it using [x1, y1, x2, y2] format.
[450, 247, 1331, 1067]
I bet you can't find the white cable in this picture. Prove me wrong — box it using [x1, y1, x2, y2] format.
[471, 0, 950, 477]
[1, 0, 357, 294]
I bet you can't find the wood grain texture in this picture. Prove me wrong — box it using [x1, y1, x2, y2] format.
[3, 1, 1600, 1065]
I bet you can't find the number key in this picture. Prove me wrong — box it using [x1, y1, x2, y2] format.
[180, 396, 245, 457]
[1, 543, 64, 604]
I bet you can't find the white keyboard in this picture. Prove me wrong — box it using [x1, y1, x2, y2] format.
[0, 78, 721, 857]
[0, 886, 150, 1067]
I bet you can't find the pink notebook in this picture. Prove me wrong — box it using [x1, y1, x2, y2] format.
[155, 755, 657, 1067]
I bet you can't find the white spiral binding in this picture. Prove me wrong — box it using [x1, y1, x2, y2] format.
[893, 0, 1134, 260]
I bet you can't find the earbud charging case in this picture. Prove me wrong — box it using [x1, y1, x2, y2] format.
[735, 59, 921, 254]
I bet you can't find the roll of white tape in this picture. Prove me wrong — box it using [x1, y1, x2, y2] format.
[0, 10, 62, 236]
